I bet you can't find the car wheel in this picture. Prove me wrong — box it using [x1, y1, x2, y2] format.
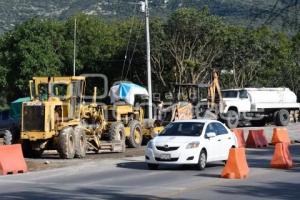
[147, 163, 159, 170]
[197, 150, 207, 170]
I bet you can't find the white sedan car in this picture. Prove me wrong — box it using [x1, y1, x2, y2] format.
[145, 119, 238, 170]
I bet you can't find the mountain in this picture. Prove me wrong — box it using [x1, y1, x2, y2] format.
[0, 0, 299, 34]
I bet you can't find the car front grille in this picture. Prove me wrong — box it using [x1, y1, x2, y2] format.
[23, 105, 45, 131]
[155, 157, 179, 162]
[156, 146, 179, 151]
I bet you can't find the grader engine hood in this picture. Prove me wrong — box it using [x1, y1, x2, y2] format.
[21, 101, 59, 141]
[22, 102, 45, 132]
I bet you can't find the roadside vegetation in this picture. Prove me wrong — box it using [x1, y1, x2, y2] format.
[0, 8, 299, 107]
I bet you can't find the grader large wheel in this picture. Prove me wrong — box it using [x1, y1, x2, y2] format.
[74, 126, 87, 158]
[126, 120, 143, 148]
[109, 122, 126, 153]
[57, 127, 75, 159]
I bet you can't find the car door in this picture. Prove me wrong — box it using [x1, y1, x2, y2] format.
[213, 122, 232, 160]
[204, 122, 222, 162]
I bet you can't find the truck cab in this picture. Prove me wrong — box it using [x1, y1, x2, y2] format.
[220, 88, 300, 128]
[221, 89, 251, 113]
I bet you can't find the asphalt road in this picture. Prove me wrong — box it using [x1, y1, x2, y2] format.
[0, 123, 300, 200]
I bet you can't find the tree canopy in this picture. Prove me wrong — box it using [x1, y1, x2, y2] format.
[0, 8, 299, 106]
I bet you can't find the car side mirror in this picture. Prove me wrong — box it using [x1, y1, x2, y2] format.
[206, 132, 217, 138]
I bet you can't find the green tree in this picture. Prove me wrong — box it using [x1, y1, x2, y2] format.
[219, 26, 275, 88]
[65, 14, 126, 77]
[0, 18, 66, 100]
[164, 8, 225, 84]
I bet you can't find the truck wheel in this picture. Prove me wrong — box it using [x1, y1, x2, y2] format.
[74, 126, 87, 158]
[225, 110, 239, 129]
[57, 127, 75, 159]
[109, 122, 126, 152]
[275, 109, 290, 126]
[126, 120, 143, 148]
[3, 130, 12, 145]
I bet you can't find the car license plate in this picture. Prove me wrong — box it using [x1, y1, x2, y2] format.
[160, 154, 171, 160]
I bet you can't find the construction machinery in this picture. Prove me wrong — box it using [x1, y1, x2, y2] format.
[21, 76, 125, 158]
[108, 82, 164, 147]
[160, 70, 224, 123]
[20, 77, 163, 158]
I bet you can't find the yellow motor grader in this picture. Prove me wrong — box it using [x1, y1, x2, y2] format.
[107, 82, 164, 147]
[20, 76, 125, 158]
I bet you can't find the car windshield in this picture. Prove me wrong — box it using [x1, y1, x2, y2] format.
[222, 91, 238, 98]
[159, 122, 204, 137]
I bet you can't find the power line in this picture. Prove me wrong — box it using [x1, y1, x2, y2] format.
[124, 18, 143, 79]
[121, 3, 138, 80]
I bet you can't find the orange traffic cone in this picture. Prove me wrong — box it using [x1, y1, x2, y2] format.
[0, 144, 28, 175]
[221, 148, 249, 179]
[271, 143, 293, 169]
[246, 129, 268, 148]
[271, 128, 291, 145]
[231, 129, 246, 148]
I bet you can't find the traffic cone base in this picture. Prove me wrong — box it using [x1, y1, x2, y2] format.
[221, 148, 249, 179]
[271, 143, 293, 169]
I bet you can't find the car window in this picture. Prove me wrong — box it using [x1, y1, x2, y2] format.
[205, 123, 215, 134]
[213, 123, 228, 135]
[160, 122, 204, 137]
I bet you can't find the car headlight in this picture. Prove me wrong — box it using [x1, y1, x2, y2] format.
[147, 140, 154, 149]
[186, 141, 200, 149]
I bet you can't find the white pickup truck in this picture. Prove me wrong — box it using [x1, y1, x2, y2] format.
[220, 88, 300, 128]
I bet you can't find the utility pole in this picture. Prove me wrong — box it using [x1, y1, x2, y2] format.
[145, 0, 153, 119]
[73, 18, 77, 76]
